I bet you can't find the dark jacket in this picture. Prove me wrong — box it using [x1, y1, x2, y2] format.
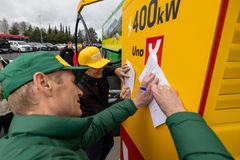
[0, 100, 136, 160]
[59, 46, 74, 66]
[78, 66, 116, 116]
[166, 112, 234, 160]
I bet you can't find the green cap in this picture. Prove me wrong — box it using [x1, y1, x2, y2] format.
[0, 51, 89, 99]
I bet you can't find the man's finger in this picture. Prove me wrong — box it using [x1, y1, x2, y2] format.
[122, 64, 128, 68]
[147, 77, 159, 91]
[120, 91, 125, 97]
[123, 68, 130, 73]
[120, 77, 124, 83]
[141, 73, 156, 87]
[120, 72, 129, 77]
[151, 83, 160, 96]
[122, 65, 130, 70]
[122, 91, 128, 98]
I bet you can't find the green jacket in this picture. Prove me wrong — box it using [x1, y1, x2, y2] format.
[0, 100, 234, 160]
[0, 99, 136, 160]
[166, 112, 234, 160]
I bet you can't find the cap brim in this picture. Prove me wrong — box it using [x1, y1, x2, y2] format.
[88, 58, 110, 69]
[63, 66, 89, 83]
[63, 66, 89, 70]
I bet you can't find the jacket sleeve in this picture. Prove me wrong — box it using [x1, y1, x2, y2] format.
[103, 65, 117, 77]
[81, 99, 136, 148]
[166, 112, 234, 160]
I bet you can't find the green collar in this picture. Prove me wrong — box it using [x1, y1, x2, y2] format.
[8, 115, 92, 139]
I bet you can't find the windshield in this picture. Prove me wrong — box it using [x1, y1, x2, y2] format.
[45, 43, 53, 46]
[17, 41, 28, 45]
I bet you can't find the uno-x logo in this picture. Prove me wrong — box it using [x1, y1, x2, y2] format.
[145, 36, 164, 66]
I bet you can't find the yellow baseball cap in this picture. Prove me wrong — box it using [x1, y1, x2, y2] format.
[78, 46, 110, 69]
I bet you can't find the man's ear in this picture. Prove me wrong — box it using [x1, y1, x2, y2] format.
[33, 72, 53, 96]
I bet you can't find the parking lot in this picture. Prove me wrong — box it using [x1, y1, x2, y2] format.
[0, 51, 60, 61]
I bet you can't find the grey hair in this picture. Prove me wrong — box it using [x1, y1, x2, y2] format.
[8, 71, 64, 114]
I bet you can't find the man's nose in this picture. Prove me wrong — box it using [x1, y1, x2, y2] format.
[79, 89, 84, 97]
[77, 86, 84, 97]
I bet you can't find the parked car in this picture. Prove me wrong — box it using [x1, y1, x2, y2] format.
[9, 41, 32, 52]
[0, 38, 12, 54]
[28, 42, 38, 51]
[28, 42, 47, 51]
[43, 43, 58, 51]
[55, 44, 65, 50]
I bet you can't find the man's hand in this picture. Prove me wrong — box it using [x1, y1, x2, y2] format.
[114, 64, 130, 82]
[133, 73, 159, 109]
[151, 84, 186, 117]
[120, 87, 131, 99]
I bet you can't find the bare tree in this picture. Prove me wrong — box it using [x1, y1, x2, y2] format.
[88, 27, 98, 43]
[0, 18, 9, 34]
[78, 30, 84, 43]
[18, 21, 28, 35]
[0, 20, 2, 33]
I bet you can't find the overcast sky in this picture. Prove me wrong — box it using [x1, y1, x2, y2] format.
[0, 0, 122, 38]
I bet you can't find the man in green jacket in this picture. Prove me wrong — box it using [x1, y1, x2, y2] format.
[151, 84, 234, 160]
[0, 51, 234, 160]
[0, 51, 156, 160]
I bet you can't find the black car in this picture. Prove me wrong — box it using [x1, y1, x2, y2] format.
[28, 42, 48, 51]
[43, 43, 58, 51]
[0, 38, 12, 54]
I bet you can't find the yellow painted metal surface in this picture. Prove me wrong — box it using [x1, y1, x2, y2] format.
[212, 123, 240, 160]
[77, 0, 102, 12]
[216, 94, 240, 110]
[203, 0, 240, 158]
[219, 79, 240, 94]
[102, 37, 122, 52]
[121, 0, 225, 159]
[224, 62, 240, 78]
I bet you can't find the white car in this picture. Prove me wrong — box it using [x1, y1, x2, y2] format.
[9, 41, 32, 52]
[55, 44, 66, 51]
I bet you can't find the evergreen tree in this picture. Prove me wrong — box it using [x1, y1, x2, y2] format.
[9, 22, 19, 35]
[23, 25, 33, 37]
[30, 27, 41, 42]
[65, 26, 68, 34]
[60, 23, 62, 33]
[5, 20, 78, 44]
[68, 26, 71, 35]
[54, 26, 58, 34]
[88, 27, 98, 43]
[48, 24, 52, 34]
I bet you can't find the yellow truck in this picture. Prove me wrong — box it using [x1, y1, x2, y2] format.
[76, 0, 240, 159]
